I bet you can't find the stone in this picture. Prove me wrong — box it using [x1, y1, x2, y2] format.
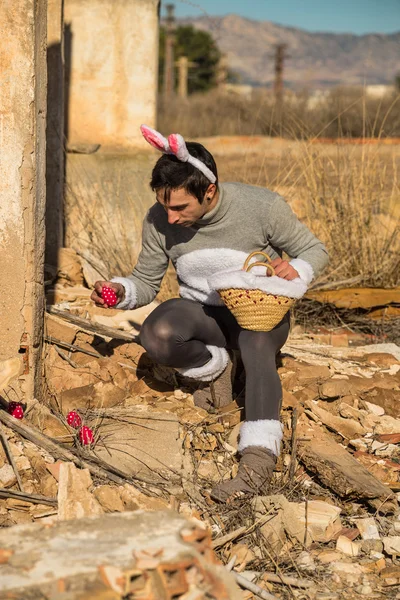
[383, 537, 400, 556]
[362, 388, 400, 419]
[355, 517, 380, 540]
[336, 535, 360, 556]
[119, 484, 170, 512]
[197, 460, 224, 482]
[44, 313, 78, 346]
[290, 500, 342, 544]
[0, 465, 17, 488]
[259, 511, 286, 554]
[355, 583, 374, 595]
[59, 381, 127, 415]
[305, 401, 365, 439]
[8, 510, 34, 525]
[296, 551, 316, 572]
[295, 365, 331, 386]
[380, 566, 400, 583]
[317, 550, 343, 564]
[0, 358, 21, 392]
[93, 485, 125, 512]
[15, 455, 31, 471]
[364, 401, 385, 416]
[319, 379, 358, 399]
[372, 415, 400, 435]
[91, 407, 183, 482]
[253, 495, 304, 546]
[361, 539, 384, 554]
[329, 561, 363, 585]
[57, 462, 104, 520]
[27, 403, 73, 443]
[0, 511, 242, 598]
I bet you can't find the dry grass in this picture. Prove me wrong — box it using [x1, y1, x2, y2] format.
[160, 89, 400, 290]
[159, 87, 400, 140]
[215, 140, 400, 289]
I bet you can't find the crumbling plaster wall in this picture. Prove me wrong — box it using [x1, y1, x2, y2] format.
[64, 0, 160, 149]
[0, 0, 47, 399]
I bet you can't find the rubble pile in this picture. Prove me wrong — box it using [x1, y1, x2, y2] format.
[1, 255, 400, 599]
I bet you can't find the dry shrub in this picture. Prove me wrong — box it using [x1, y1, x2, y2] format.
[279, 142, 400, 288]
[158, 87, 400, 140]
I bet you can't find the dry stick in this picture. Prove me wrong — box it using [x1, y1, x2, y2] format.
[0, 487, 57, 507]
[212, 511, 276, 549]
[263, 572, 314, 589]
[212, 525, 248, 549]
[0, 410, 141, 487]
[0, 425, 24, 492]
[289, 407, 298, 481]
[226, 555, 237, 572]
[45, 336, 102, 359]
[46, 307, 139, 342]
[54, 344, 79, 368]
[232, 572, 280, 600]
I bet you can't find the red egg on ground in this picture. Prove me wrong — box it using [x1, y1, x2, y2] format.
[8, 402, 24, 420]
[79, 426, 94, 445]
[66, 411, 82, 429]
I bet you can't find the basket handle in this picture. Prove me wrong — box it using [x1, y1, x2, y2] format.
[243, 251, 273, 272]
[246, 261, 275, 276]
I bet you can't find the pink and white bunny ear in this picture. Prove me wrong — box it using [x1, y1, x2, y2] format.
[141, 124, 170, 153]
[168, 133, 190, 162]
[168, 133, 217, 184]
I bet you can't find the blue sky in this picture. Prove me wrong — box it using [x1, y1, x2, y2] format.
[167, 0, 400, 34]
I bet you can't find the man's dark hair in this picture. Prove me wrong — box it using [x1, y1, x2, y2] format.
[150, 141, 218, 204]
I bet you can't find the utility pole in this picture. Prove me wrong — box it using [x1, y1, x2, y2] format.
[273, 43, 288, 104]
[176, 56, 196, 99]
[163, 3, 175, 99]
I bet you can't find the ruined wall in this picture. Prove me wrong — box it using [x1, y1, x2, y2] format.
[64, 0, 160, 150]
[0, 0, 47, 399]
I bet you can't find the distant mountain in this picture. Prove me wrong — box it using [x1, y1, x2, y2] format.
[179, 14, 400, 88]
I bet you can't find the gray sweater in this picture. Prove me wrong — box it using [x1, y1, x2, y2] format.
[113, 182, 329, 309]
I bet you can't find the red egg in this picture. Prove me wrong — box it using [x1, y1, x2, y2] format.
[101, 286, 118, 307]
[66, 411, 82, 429]
[8, 402, 24, 420]
[79, 426, 94, 445]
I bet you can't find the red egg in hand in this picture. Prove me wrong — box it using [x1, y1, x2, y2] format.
[101, 286, 118, 307]
[66, 411, 82, 429]
[79, 426, 94, 446]
[8, 402, 24, 420]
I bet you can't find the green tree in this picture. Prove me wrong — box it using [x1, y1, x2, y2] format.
[159, 25, 221, 94]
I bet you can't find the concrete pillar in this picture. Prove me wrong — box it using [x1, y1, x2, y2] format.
[64, 0, 160, 150]
[46, 0, 65, 270]
[0, 0, 47, 400]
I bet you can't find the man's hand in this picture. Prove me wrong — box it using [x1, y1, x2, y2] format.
[269, 258, 299, 280]
[91, 281, 125, 308]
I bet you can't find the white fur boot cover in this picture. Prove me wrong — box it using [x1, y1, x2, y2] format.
[238, 419, 283, 457]
[176, 345, 229, 382]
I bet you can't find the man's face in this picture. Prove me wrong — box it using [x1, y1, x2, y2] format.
[156, 187, 212, 227]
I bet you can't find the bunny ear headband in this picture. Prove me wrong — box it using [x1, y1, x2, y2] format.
[140, 124, 217, 184]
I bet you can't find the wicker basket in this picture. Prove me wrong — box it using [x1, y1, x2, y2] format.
[217, 251, 296, 332]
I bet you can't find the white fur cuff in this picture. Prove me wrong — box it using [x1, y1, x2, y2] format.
[176, 345, 229, 382]
[238, 419, 283, 456]
[110, 277, 137, 310]
[289, 258, 314, 285]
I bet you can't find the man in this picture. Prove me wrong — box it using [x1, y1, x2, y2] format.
[92, 126, 329, 502]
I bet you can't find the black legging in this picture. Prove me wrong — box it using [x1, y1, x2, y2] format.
[140, 298, 290, 421]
